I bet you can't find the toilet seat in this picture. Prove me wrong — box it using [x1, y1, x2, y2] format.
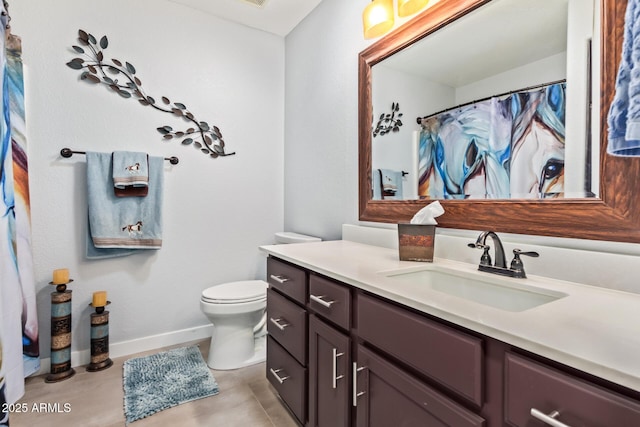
[201, 280, 267, 304]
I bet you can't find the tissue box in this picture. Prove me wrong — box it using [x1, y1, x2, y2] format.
[398, 224, 435, 262]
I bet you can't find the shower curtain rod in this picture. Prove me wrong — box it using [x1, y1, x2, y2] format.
[60, 148, 179, 165]
[416, 78, 567, 125]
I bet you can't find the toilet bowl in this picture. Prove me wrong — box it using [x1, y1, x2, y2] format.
[200, 231, 321, 370]
[200, 280, 268, 370]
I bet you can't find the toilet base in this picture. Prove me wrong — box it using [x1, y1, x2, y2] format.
[233, 335, 266, 369]
[206, 334, 266, 371]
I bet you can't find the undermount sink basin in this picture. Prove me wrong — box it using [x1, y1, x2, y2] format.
[383, 266, 567, 312]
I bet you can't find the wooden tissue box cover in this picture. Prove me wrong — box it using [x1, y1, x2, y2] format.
[398, 224, 435, 262]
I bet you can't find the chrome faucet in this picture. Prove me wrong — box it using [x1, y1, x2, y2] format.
[468, 231, 539, 278]
[468, 231, 507, 269]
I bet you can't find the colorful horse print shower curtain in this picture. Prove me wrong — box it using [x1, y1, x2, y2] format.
[1, 3, 39, 420]
[418, 82, 566, 199]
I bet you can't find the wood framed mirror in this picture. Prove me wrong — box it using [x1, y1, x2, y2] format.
[358, 0, 640, 243]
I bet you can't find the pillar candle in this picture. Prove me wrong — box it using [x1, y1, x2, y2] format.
[92, 291, 107, 307]
[52, 268, 69, 285]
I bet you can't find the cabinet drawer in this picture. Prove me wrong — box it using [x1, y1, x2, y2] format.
[357, 293, 483, 406]
[267, 288, 307, 364]
[309, 275, 351, 330]
[505, 352, 640, 427]
[267, 336, 307, 424]
[267, 257, 307, 305]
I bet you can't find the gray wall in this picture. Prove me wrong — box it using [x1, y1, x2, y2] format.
[284, 0, 370, 240]
[13, 0, 284, 358]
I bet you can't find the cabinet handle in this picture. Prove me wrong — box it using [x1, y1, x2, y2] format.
[332, 348, 345, 389]
[310, 294, 336, 308]
[352, 362, 366, 407]
[269, 368, 290, 384]
[269, 317, 290, 331]
[269, 274, 290, 284]
[531, 409, 572, 427]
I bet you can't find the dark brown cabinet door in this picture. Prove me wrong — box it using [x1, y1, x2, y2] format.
[308, 314, 350, 427]
[505, 352, 640, 427]
[354, 345, 485, 427]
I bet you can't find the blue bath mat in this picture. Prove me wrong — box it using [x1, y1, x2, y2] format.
[123, 345, 219, 423]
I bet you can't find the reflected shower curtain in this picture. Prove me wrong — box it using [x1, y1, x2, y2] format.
[1, 3, 39, 420]
[418, 82, 566, 199]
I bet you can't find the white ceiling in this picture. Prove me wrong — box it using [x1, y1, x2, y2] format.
[167, 0, 323, 37]
[381, 0, 569, 88]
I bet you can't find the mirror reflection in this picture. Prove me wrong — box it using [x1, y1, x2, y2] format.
[371, 0, 598, 201]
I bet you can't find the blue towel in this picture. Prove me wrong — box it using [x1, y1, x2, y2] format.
[112, 151, 149, 189]
[86, 152, 163, 259]
[607, 0, 640, 156]
[372, 169, 404, 200]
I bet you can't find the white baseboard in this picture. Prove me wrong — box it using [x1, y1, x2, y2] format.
[34, 324, 213, 377]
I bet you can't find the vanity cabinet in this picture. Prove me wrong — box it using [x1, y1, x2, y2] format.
[265, 255, 640, 427]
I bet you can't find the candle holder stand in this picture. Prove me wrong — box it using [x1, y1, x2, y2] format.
[87, 302, 113, 372]
[46, 280, 76, 383]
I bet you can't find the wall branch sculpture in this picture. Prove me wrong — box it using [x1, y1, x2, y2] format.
[66, 29, 235, 159]
[373, 102, 403, 137]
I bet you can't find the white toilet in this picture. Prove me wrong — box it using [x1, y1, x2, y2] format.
[200, 231, 321, 370]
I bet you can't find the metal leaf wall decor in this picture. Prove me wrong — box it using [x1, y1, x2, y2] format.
[66, 29, 235, 159]
[373, 102, 403, 137]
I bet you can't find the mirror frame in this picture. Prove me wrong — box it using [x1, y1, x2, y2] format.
[359, 0, 640, 243]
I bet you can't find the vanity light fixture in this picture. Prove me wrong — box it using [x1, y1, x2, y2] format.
[397, 0, 429, 17]
[363, 0, 431, 39]
[363, 0, 395, 39]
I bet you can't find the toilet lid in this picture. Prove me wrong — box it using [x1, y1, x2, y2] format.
[201, 280, 267, 304]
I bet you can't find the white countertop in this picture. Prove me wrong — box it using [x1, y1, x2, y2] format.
[260, 240, 640, 392]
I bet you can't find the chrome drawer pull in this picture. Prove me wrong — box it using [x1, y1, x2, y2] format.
[269, 274, 290, 284]
[310, 294, 336, 308]
[531, 409, 571, 427]
[352, 362, 366, 407]
[269, 368, 290, 384]
[269, 317, 290, 331]
[332, 348, 345, 389]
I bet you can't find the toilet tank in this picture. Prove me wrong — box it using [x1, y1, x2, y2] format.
[274, 232, 321, 244]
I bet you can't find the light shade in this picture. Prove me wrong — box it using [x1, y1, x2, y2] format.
[397, 0, 430, 17]
[363, 0, 394, 39]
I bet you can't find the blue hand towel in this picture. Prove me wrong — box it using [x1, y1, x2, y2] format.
[607, 0, 640, 156]
[112, 151, 149, 189]
[373, 169, 404, 200]
[86, 152, 163, 259]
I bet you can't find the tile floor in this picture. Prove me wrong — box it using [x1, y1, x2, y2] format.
[9, 339, 299, 427]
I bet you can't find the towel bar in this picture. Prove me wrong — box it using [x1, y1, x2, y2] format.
[60, 148, 179, 165]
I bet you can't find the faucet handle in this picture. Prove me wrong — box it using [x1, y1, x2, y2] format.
[512, 249, 539, 258]
[510, 249, 539, 278]
[468, 242, 492, 266]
